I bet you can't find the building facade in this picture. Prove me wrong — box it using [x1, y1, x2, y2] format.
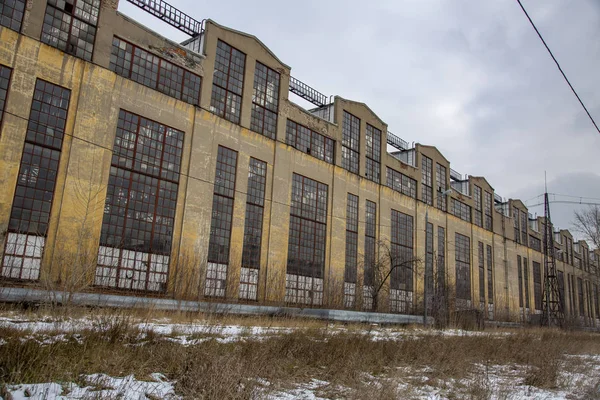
[0, 0, 599, 324]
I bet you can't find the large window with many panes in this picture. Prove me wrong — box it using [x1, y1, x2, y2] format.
[517, 256, 523, 307]
[455, 233, 471, 303]
[205, 146, 238, 297]
[425, 222, 434, 311]
[42, 0, 100, 62]
[478, 242, 485, 302]
[2, 80, 70, 281]
[390, 210, 414, 313]
[285, 119, 334, 164]
[386, 167, 416, 198]
[0, 65, 11, 133]
[452, 199, 471, 222]
[286, 174, 328, 306]
[109, 37, 202, 106]
[239, 158, 267, 300]
[95, 110, 183, 292]
[344, 193, 359, 308]
[365, 124, 381, 183]
[436, 163, 447, 212]
[211, 40, 246, 124]
[578, 277, 584, 316]
[473, 185, 483, 227]
[363, 200, 377, 310]
[437, 227, 446, 295]
[421, 155, 433, 205]
[513, 207, 520, 244]
[484, 191, 493, 231]
[251, 62, 279, 139]
[520, 211, 528, 247]
[533, 261, 542, 311]
[523, 257, 530, 309]
[487, 244, 493, 304]
[558, 270, 565, 312]
[341, 111, 360, 174]
[0, 0, 25, 32]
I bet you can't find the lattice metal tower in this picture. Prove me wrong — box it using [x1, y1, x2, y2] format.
[541, 192, 565, 327]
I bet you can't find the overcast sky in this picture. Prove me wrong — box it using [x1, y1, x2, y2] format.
[119, 0, 600, 237]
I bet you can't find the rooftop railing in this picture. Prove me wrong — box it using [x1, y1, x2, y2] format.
[494, 193, 503, 203]
[386, 132, 409, 151]
[125, 0, 204, 36]
[450, 168, 462, 181]
[289, 76, 328, 107]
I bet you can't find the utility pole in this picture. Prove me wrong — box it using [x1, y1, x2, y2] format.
[541, 185, 565, 327]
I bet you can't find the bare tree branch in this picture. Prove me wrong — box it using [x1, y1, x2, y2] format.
[572, 205, 600, 249]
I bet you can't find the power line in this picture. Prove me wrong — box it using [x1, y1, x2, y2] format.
[516, 0, 600, 135]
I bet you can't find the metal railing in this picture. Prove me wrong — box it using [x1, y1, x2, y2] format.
[494, 193, 503, 203]
[289, 76, 328, 107]
[386, 131, 409, 151]
[126, 0, 203, 36]
[450, 168, 462, 181]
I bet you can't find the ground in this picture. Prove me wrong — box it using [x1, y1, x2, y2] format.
[0, 306, 599, 399]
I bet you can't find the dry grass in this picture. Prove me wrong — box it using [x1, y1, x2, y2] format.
[1, 306, 600, 399]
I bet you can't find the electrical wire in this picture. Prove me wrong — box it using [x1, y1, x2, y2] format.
[516, 0, 600, 135]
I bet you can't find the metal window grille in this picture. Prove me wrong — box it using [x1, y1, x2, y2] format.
[455, 233, 471, 302]
[486, 244, 493, 304]
[364, 200, 377, 289]
[250, 62, 279, 139]
[452, 199, 471, 223]
[436, 164, 447, 212]
[204, 147, 238, 297]
[478, 242, 485, 302]
[0, 0, 25, 32]
[41, 0, 100, 62]
[211, 40, 245, 124]
[473, 185, 483, 227]
[513, 207, 520, 244]
[239, 158, 266, 300]
[523, 258, 530, 309]
[594, 283, 599, 319]
[520, 210, 528, 247]
[285, 119, 334, 164]
[484, 191, 493, 231]
[286, 174, 328, 306]
[437, 226, 445, 295]
[386, 167, 417, 199]
[109, 37, 201, 105]
[578, 277, 585, 317]
[517, 256, 523, 308]
[2, 80, 70, 281]
[558, 270, 565, 313]
[341, 111, 360, 174]
[0, 65, 11, 134]
[421, 155, 433, 205]
[390, 209, 414, 313]
[365, 124, 381, 183]
[344, 193, 358, 284]
[530, 235, 541, 252]
[95, 110, 183, 292]
[425, 222, 434, 311]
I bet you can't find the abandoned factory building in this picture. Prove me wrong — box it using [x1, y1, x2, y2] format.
[0, 0, 599, 324]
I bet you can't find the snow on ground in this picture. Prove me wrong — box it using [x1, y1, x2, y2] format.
[3, 373, 180, 400]
[0, 313, 510, 347]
